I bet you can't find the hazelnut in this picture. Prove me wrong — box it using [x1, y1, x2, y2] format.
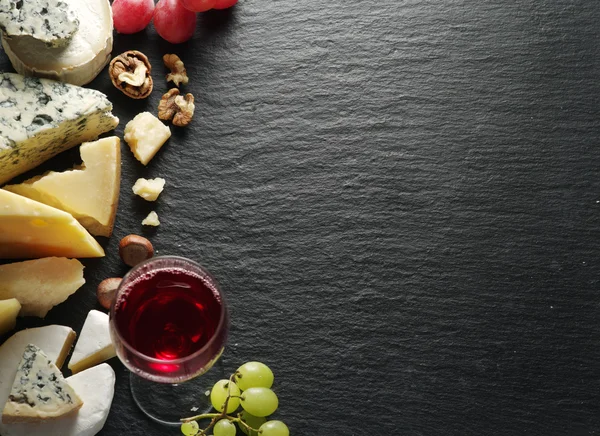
[97, 278, 122, 310]
[119, 234, 154, 267]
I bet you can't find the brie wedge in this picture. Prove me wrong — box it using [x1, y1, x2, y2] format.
[1, 0, 113, 86]
[68, 310, 116, 374]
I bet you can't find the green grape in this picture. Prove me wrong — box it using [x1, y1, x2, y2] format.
[180, 420, 199, 436]
[239, 411, 266, 436]
[235, 361, 274, 391]
[210, 379, 241, 413]
[213, 419, 236, 436]
[240, 387, 279, 417]
[259, 421, 289, 436]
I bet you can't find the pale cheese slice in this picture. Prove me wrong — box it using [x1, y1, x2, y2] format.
[5, 137, 122, 237]
[0, 190, 104, 259]
[0, 364, 115, 436]
[68, 310, 116, 374]
[0, 299, 21, 336]
[2, 344, 83, 423]
[0, 257, 85, 318]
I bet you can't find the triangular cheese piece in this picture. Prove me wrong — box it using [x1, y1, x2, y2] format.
[5, 137, 121, 237]
[0, 73, 118, 185]
[0, 258, 85, 318]
[2, 344, 83, 423]
[0, 190, 104, 259]
[0, 326, 77, 427]
[0, 299, 21, 336]
[68, 310, 116, 374]
[0, 364, 116, 436]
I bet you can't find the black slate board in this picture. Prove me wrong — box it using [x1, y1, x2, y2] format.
[1, 0, 600, 435]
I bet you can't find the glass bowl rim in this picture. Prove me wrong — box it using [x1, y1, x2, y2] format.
[109, 255, 228, 366]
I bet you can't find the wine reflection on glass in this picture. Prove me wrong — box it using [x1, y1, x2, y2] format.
[109, 256, 229, 425]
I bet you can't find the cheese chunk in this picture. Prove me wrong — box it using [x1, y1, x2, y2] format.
[0, 299, 21, 336]
[5, 137, 122, 237]
[1, 0, 112, 86]
[0, 0, 78, 47]
[142, 211, 160, 226]
[2, 344, 83, 423]
[0, 190, 104, 259]
[0, 257, 85, 318]
[0, 73, 118, 185]
[124, 112, 171, 165]
[68, 310, 116, 374]
[132, 177, 165, 201]
[0, 364, 116, 436]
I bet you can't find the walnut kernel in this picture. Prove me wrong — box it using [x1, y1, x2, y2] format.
[163, 54, 189, 87]
[158, 88, 195, 127]
[109, 50, 153, 99]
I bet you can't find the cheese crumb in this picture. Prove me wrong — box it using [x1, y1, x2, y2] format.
[141, 211, 160, 226]
[132, 178, 165, 201]
[124, 112, 171, 165]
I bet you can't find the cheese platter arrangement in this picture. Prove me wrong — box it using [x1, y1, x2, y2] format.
[0, 1, 290, 435]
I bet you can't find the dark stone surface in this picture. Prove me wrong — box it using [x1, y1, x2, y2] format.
[1, 0, 600, 434]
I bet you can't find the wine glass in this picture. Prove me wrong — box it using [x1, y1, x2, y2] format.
[109, 256, 229, 425]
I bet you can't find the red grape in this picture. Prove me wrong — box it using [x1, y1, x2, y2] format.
[181, 0, 216, 12]
[112, 0, 155, 34]
[154, 0, 197, 44]
[213, 0, 238, 9]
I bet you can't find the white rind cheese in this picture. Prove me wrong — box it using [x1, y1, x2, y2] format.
[0, 364, 116, 436]
[1, 0, 113, 86]
[0, 0, 79, 47]
[2, 344, 83, 423]
[68, 310, 116, 374]
[0, 73, 119, 185]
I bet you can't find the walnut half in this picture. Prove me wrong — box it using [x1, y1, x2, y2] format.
[109, 51, 153, 99]
[158, 88, 195, 127]
[163, 54, 189, 87]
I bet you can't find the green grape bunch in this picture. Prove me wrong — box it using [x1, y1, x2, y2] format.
[180, 361, 289, 436]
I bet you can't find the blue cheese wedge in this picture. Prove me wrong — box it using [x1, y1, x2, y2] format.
[0, 73, 118, 185]
[2, 344, 83, 423]
[0, 0, 79, 47]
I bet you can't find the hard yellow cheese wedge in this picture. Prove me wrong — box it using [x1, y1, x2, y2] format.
[0, 258, 85, 318]
[4, 137, 121, 237]
[0, 190, 104, 259]
[0, 299, 21, 336]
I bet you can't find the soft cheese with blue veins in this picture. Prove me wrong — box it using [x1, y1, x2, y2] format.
[0, 73, 119, 185]
[0, 0, 79, 47]
[2, 344, 83, 423]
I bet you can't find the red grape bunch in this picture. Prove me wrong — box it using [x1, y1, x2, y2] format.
[112, 0, 238, 43]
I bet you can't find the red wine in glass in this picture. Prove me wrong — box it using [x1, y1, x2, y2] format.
[110, 256, 229, 385]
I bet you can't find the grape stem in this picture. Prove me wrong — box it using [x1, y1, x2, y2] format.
[181, 373, 260, 436]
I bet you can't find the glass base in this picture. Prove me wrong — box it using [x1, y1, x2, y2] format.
[129, 360, 225, 426]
